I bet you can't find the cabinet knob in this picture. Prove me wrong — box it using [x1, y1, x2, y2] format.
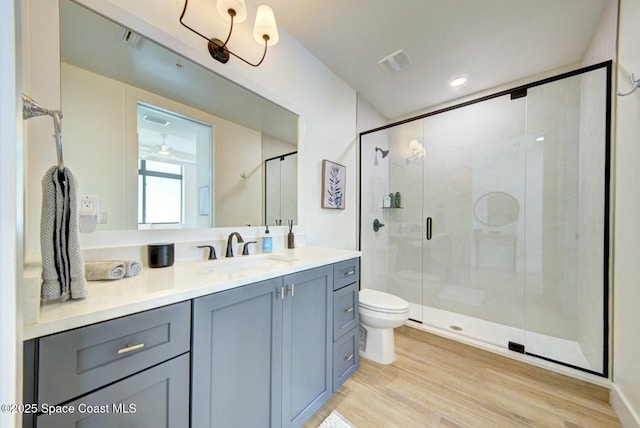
[345, 270, 355, 276]
[276, 287, 285, 300]
[287, 284, 295, 297]
[117, 342, 145, 355]
[344, 353, 354, 361]
[344, 307, 354, 313]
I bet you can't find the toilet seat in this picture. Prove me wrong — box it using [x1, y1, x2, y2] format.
[359, 289, 409, 314]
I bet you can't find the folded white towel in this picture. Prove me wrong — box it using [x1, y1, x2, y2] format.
[84, 261, 126, 281]
[84, 260, 143, 281]
[41, 166, 87, 302]
[123, 260, 143, 277]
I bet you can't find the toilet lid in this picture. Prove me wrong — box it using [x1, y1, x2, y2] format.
[359, 289, 409, 313]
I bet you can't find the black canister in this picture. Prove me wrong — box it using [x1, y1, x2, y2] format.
[148, 242, 175, 268]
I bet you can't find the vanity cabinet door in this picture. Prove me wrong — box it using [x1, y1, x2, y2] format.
[36, 353, 189, 428]
[333, 326, 359, 392]
[282, 265, 333, 428]
[191, 277, 283, 428]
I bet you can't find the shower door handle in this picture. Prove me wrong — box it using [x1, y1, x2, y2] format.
[426, 217, 433, 240]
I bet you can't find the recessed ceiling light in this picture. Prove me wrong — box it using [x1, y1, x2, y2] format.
[450, 77, 466, 87]
[536, 137, 545, 142]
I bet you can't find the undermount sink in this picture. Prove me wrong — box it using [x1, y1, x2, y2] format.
[201, 254, 299, 274]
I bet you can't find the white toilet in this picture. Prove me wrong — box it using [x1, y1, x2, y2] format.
[358, 289, 410, 364]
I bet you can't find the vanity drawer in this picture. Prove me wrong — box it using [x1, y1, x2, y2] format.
[38, 301, 190, 406]
[333, 326, 359, 392]
[333, 258, 360, 290]
[37, 353, 190, 428]
[334, 282, 359, 340]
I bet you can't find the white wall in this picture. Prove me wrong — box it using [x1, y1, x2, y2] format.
[263, 134, 296, 160]
[0, 0, 20, 424]
[61, 62, 128, 229]
[612, 0, 640, 425]
[215, 121, 262, 227]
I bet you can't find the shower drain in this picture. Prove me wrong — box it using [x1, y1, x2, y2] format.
[449, 325, 463, 331]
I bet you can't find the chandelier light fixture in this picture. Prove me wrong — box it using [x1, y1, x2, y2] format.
[179, 0, 279, 67]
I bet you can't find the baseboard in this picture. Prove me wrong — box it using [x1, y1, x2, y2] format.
[611, 383, 640, 428]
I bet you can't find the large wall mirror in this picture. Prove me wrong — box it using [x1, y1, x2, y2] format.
[56, 0, 298, 231]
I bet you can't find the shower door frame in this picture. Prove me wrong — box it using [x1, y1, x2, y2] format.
[358, 60, 613, 377]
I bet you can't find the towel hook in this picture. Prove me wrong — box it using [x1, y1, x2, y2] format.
[617, 73, 640, 97]
[22, 94, 65, 171]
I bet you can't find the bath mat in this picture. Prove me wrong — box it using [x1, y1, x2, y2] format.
[319, 410, 355, 428]
[437, 285, 485, 307]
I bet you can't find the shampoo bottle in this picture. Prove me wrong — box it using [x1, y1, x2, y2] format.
[262, 225, 273, 253]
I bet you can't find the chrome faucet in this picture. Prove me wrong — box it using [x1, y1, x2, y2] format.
[225, 232, 244, 257]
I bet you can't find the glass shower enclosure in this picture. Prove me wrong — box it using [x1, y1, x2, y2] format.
[359, 62, 612, 376]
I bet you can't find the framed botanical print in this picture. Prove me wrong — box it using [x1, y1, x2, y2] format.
[321, 160, 346, 209]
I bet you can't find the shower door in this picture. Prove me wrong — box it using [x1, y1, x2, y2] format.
[360, 121, 425, 320]
[518, 66, 609, 375]
[265, 152, 298, 225]
[420, 94, 528, 349]
[359, 62, 610, 376]
[418, 65, 610, 375]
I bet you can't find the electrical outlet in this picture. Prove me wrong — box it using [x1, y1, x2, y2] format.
[80, 195, 99, 213]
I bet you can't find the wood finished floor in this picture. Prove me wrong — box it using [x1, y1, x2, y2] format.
[305, 326, 620, 428]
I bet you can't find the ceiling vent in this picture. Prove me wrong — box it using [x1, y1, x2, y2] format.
[378, 49, 412, 74]
[142, 115, 170, 127]
[120, 28, 143, 48]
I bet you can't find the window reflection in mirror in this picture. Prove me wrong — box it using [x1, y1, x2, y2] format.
[137, 103, 213, 229]
[138, 160, 183, 225]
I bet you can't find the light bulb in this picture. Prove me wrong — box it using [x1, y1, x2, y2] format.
[253, 5, 279, 46]
[217, 0, 248, 23]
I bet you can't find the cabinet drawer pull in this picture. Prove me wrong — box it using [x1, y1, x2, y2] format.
[345, 270, 355, 276]
[344, 307, 354, 313]
[287, 284, 295, 297]
[276, 287, 285, 300]
[117, 342, 145, 355]
[344, 353, 354, 361]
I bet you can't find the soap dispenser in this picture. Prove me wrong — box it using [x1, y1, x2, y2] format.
[262, 225, 273, 253]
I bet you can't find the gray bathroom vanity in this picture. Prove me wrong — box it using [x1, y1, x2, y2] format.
[22, 248, 360, 428]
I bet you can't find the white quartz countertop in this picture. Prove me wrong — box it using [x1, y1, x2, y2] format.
[23, 246, 360, 340]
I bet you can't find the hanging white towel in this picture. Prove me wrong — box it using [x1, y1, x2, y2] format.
[41, 166, 87, 302]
